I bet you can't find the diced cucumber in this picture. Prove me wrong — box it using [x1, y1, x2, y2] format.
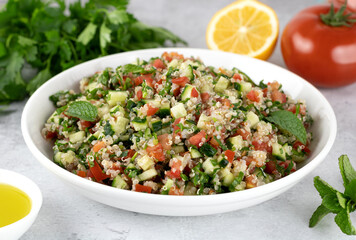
[197, 113, 210, 130]
[69, 131, 85, 143]
[200, 143, 217, 157]
[168, 59, 179, 68]
[61, 150, 76, 165]
[189, 147, 202, 158]
[214, 76, 230, 93]
[172, 145, 185, 153]
[53, 152, 63, 166]
[241, 82, 252, 93]
[151, 120, 163, 132]
[222, 172, 235, 186]
[112, 175, 128, 189]
[162, 179, 174, 193]
[246, 111, 259, 128]
[272, 142, 286, 160]
[110, 105, 125, 116]
[181, 63, 194, 81]
[47, 111, 59, 124]
[106, 90, 128, 107]
[110, 116, 129, 135]
[219, 167, 231, 179]
[132, 117, 148, 131]
[184, 182, 197, 195]
[98, 104, 110, 118]
[202, 158, 219, 175]
[170, 103, 187, 119]
[138, 168, 158, 181]
[88, 81, 101, 91]
[137, 155, 155, 171]
[181, 84, 194, 101]
[227, 135, 243, 151]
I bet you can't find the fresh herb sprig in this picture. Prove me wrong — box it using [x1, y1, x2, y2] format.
[0, 0, 186, 104]
[309, 155, 356, 235]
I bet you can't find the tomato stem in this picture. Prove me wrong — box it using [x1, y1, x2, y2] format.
[320, 1, 356, 27]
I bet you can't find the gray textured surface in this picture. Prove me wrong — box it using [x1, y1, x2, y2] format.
[1, 0, 356, 239]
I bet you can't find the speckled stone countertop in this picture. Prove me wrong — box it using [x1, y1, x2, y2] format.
[1, 0, 355, 239]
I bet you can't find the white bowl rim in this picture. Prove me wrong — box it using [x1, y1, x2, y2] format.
[21, 47, 337, 207]
[0, 169, 42, 230]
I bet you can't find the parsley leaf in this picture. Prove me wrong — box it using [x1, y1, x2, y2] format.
[339, 155, 356, 187]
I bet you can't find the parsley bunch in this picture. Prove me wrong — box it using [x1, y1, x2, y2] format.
[309, 155, 356, 235]
[0, 0, 186, 104]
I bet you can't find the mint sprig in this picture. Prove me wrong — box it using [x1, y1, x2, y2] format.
[266, 110, 307, 144]
[66, 101, 98, 122]
[309, 155, 356, 235]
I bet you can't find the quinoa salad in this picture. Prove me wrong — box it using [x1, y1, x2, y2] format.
[42, 52, 313, 195]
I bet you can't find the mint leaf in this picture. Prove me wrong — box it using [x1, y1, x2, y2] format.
[122, 64, 145, 74]
[339, 155, 356, 187]
[345, 179, 356, 203]
[77, 22, 97, 46]
[0, 42, 6, 58]
[314, 176, 337, 198]
[266, 110, 307, 144]
[322, 194, 343, 213]
[336, 192, 347, 209]
[66, 101, 98, 121]
[334, 207, 356, 235]
[309, 204, 331, 227]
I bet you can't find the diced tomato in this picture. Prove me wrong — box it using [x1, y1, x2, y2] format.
[262, 88, 268, 97]
[234, 128, 250, 140]
[146, 104, 159, 116]
[269, 81, 280, 91]
[168, 185, 184, 195]
[166, 159, 182, 179]
[201, 92, 210, 103]
[135, 74, 154, 88]
[134, 77, 143, 86]
[293, 141, 310, 154]
[135, 184, 152, 193]
[245, 175, 257, 189]
[162, 52, 184, 62]
[146, 143, 165, 162]
[120, 149, 135, 160]
[45, 131, 57, 140]
[278, 160, 297, 173]
[153, 59, 166, 69]
[209, 137, 220, 150]
[188, 130, 206, 147]
[172, 76, 189, 87]
[271, 90, 286, 103]
[191, 87, 199, 98]
[233, 73, 242, 80]
[287, 104, 306, 115]
[89, 160, 109, 181]
[221, 98, 231, 107]
[252, 140, 272, 153]
[80, 120, 93, 130]
[224, 150, 235, 163]
[173, 118, 182, 135]
[93, 141, 106, 152]
[265, 161, 277, 174]
[172, 87, 181, 96]
[157, 133, 172, 151]
[246, 90, 260, 102]
[77, 170, 87, 178]
[137, 89, 143, 101]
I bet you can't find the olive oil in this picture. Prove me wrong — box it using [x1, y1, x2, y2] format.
[0, 183, 31, 227]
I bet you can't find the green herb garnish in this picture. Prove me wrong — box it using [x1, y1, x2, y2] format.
[66, 101, 98, 122]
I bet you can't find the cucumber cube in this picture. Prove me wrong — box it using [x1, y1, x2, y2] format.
[241, 82, 252, 93]
[214, 76, 229, 93]
[202, 158, 219, 175]
[272, 142, 286, 160]
[69, 131, 85, 143]
[107, 90, 128, 107]
[112, 175, 128, 189]
[137, 155, 154, 171]
[171, 103, 187, 119]
[138, 168, 158, 181]
[110, 116, 129, 135]
[246, 111, 259, 128]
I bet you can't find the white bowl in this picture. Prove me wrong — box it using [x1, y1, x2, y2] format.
[21, 48, 336, 216]
[0, 169, 42, 239]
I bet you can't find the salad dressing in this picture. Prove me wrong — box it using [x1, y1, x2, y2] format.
[0, 183, 31, 227]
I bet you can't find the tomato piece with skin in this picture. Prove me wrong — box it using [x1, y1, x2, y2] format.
[153, 59, 166, 69]
[209, 137, 220, 150]
[80, 120, 94, 130]
[172, 77, 189, 87]
[89, 160, 110, 181]
[201, 92, 210, 103]
[166, 159, 182, 179]
[146, 143, 165, 162]
[224, 150, 235, 163]
[252, 140, 272, 153]
[146, 104, 159, 116]
[137, 89, 143, 101]
[234, 128, 251, 140]
[293, 141, 311, 154]
[188, 130, 206, 147]
[45, 131, 57, 140]
[135, 184, 152, 193]
[271, 90, 286, 103]
[191, 87, 199, 98]
[281, 5, 356, 87]
[233, 73, 242, 80]
[93, 141, 106, 152]
[77, 170, 87, 178]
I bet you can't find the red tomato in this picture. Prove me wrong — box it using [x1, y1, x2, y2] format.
[137, 89, 143, 101]
[153, 59, 166, 69]
[252, 140, 272, 153]
[166, 160, 182, 179]
[80, 120, 94, 130]
[191, 87, 199, 98]
[135, 184, 152, 193]
[233, 73, 242, 80]
[89, 160, 110, 181]
[146, 104, 159, 116]
[224, 150, 235, 163]
[234, 128, 250, 140]
[246, 90, 260, 102]
[172, 77, 189, 87]
[146, 143, 165, 162]
[77, 170, 87, 178]
[172, 118, 182, 135]
[201, 92, 210, 103]
[188, 130, 206, 147]
[209, 137, 220, 150]
[281, 4, 356, 87]
[271, 90, 286, 103]
[157, 133, 172, 151]
[45, 131, 57, 140]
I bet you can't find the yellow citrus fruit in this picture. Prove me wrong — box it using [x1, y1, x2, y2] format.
[206, 0, 279, 60]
